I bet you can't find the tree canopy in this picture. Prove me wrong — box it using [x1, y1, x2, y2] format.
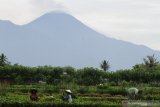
[100, 60, 110, 71]
[0, 53, 10, 66]
[143, 54, 159, 68]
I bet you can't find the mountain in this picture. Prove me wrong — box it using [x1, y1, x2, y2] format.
[0, 12, 160, 70]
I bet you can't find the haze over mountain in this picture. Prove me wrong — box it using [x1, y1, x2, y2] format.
[0, 12, 160, 70]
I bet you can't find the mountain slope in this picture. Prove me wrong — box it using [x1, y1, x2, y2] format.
[0, 12, 159, 70]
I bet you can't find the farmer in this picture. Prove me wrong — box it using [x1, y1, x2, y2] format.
[127, 88, 139, 100]
[62, 90, 72, 103]
[30, 88, 39, 101]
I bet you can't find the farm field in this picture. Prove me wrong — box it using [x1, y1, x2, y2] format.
[1, 84, 160, 107]
[1, 56, 160, 107]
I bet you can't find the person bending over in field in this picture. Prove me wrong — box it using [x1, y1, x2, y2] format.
[61, 90, 72, 103]
[127, 88, 139, 100]
[30, 89, 39, 101]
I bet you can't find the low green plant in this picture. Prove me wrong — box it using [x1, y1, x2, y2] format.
[0, 82, 9, 96]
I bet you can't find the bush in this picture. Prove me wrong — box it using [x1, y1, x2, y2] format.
[0, 82, 9, 96]
[97, 85, 109, 90]
[109, 82, 117, 86]
[78, 87, 89, 94]
[121, 80, 129, 87]
[143, 94, 160, 100]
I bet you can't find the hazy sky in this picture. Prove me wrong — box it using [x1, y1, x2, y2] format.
[0, 0, 160, 51]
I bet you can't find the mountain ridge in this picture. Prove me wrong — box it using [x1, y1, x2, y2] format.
[0, 12, 160, 70]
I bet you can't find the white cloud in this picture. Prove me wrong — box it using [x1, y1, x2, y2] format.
[0, 0, 66, 24]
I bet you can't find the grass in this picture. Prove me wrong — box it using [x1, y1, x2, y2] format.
[0, 93, 122, 107]
[1, 84, 160, 107]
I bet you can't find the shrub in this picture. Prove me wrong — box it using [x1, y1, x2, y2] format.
[0, 82, 9, 96]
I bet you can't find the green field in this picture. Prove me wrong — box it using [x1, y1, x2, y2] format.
[1, 54, 160, 106]
[1, 84, 160, 107]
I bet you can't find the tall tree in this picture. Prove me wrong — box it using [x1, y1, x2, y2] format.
[143, 54, 159, 68]
[100, 60, 110, 71]
[0, 53, 10, 66]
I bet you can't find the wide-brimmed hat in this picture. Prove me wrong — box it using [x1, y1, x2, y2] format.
[65, 90, 72, 93]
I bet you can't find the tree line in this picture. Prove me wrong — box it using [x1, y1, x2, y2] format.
[0, 53, 160, 86]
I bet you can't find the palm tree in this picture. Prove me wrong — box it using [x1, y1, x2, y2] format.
[100, 60, 110, 71]
[0, 53, 10, 66]
[143, 54, 159, 68]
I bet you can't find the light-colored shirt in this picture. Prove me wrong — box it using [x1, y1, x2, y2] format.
[68, 95, 72, 103]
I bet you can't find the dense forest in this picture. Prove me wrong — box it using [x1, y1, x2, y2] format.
[1, 53, 160, 86]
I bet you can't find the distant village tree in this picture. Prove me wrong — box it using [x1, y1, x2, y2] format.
[0, 53, 10, 66]
[100, 60, 110, 71]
